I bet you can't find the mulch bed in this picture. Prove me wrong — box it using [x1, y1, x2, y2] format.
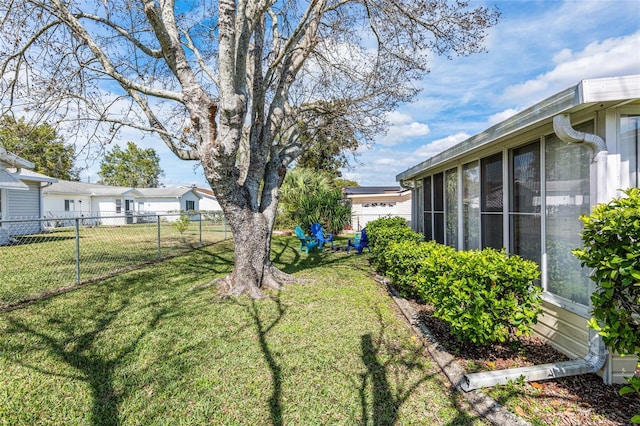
[415, 305, 640, 425]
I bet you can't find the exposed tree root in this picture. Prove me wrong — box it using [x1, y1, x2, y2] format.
[193, 265, 314, 300]
[198, 265, 318, 300]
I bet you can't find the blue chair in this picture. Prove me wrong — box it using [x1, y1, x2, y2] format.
[311, 222, 334, 249]
[294, 226, 319, 253]
[347, 228, 370, 254]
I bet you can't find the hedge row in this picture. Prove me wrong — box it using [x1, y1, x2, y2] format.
[366, 217, 542, 345]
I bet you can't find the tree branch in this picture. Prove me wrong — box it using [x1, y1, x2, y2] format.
[48, 0, 183, 102]
[75, 12, 163, 59]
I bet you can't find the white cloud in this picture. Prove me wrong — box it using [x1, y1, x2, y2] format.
[488, 109, 520, 126]
[413, 132, 470, 159]
[376, 121, 431, 146]
[502, 32, 640, 105]
[385, 110, 413, 125]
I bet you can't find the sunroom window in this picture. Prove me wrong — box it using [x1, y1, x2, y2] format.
[619, 113, 640, 188]
[462, 161, 480, 250]
[545, 126, 591, 305]
[509, 142, 541, 266]
[445, 167, 458, 249]
[481, 153, 503, 249]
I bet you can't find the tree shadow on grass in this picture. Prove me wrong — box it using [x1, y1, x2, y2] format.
[358, 309, 430, 426]
[358, 309, 486, 426]
[0, 278, 177, 426]
[229, 292, 287, 426]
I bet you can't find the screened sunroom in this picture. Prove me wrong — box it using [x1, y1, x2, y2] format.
[397, 75, 640, 384]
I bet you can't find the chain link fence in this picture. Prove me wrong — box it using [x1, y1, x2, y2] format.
[0, 211, 229, 308]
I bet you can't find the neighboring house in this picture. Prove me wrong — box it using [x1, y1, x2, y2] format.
[194, 187, 221, 212]
[344, 186, 412, 230]
[0, 147, 57, 240]
[43, 180, 202, 224]
[136, 187, 202, 216]
[396, 75, 640, 384]
[43, 180, 144, 225]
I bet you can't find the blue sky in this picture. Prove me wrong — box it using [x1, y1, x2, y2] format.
[79, 0, 640, 188]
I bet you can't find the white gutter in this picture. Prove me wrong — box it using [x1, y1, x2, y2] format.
[462, 113, 611, 392]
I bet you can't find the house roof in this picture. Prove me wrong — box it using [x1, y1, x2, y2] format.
[7, 168, 58, 183]
[396, 75, 640, 183]
[0, 154, 57, 189]
[194, 187, 216, 199]
[43, 180, 144, 197]
[343, 186, 403, 195]
[43, 180, 203, 199]
[0, 168, 29, 190]
[137, 187, 202, 199]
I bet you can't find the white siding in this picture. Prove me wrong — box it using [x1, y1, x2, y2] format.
[43, 193, 93, 217]
[139, 198, 181, 214]
[396, 198, 412, 217]
[6, 182, 40, 218]
[199, 196, 221, 211]
[180, 192, 200, 211]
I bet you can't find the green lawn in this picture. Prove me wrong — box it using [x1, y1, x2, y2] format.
[0, 236, 487, 425]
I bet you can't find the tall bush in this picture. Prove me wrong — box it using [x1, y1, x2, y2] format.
[573, 188, 640, 423]
[381, 239, 458, 304]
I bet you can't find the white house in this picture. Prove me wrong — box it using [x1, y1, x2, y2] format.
[194, 187, 221, 212]
[43, 180, 144, 225]
[344, 186, 412, 230]
[0, 148, 57, 240]
[136, 187, 202, 216]
[396, 75, 640, 384]
[43, 180, 202, 224]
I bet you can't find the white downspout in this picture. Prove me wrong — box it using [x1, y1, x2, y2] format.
[461, 113, 610, 392]
[461, 331, 607, 391]
[552, 114, 608, 155]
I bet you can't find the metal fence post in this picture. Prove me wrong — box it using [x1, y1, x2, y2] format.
[157, 215, 162, 259]
[198, 213, 202, 246]
[75, 218, 81, 285]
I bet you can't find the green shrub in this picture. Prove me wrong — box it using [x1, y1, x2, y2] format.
[433, 248, 541, 345]
[366, 217, 422, 273]
[573, 187, 640, 423]
[366, 215, 542, 346]
[414, 241, 458, 305]
[381, 239, 458, 305]
[173, 213, 191, 236]
[366, 216, 409, 246]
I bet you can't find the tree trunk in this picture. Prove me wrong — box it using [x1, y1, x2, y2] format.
[216, 204, 297, 298]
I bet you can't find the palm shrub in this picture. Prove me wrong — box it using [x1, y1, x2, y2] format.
[573, 188, 640, 424]
[276, 168, 351, 234]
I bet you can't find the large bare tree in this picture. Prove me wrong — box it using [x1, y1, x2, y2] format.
[0, 0, 499, 298]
